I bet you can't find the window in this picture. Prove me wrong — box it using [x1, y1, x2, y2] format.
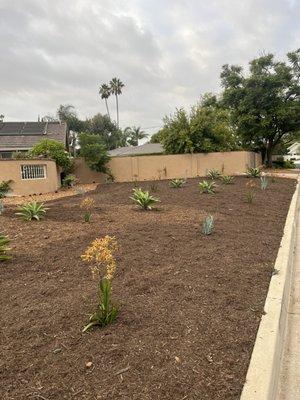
[0, 152, 13, 159]
[21, 164, 46, 180]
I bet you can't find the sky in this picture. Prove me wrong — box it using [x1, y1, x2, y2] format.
[0, 0, 299, 135]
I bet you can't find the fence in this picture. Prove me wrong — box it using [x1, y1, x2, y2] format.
[74, 151, 262, 183]
[0, 159, 60, 196]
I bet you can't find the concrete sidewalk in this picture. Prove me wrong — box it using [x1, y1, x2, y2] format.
[278, 211, 300, 399]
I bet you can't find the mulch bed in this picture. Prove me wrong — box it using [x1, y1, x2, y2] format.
[0, 176, 296, 400]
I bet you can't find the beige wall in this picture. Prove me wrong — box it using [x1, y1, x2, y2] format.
[0, 159, 60, 196]
[73, 158, 106, 184]
[74, 151, 262, 183]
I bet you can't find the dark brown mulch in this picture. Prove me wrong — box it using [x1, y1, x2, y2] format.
[0, 176, 296, 400]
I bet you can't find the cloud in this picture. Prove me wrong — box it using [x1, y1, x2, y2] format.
[0, 0, 299, 133]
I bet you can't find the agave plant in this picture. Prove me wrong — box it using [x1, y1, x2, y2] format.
[199, 180, 216, 194]
[220, 175, 234, 184]
[260, 176, 269, 190]
[202, 215, 214, 235]
[130, 188, 159, 210]
[170, 178, 185, 188]
[16, 201, 48, 221]
[207, 169, 221, 179]
[246, 167, 261, 178]
[0, 234, 11, 261]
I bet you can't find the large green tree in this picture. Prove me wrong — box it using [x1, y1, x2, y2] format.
[221, 49, 300, 166]
[85, 113, 125, 149]
[157, 97, 238, 154]
[78, 133, 110, 173]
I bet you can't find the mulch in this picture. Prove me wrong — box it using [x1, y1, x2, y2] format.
[0, 176, 296, 400]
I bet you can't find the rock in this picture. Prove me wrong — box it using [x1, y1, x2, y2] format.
[53, 348, 62, 354]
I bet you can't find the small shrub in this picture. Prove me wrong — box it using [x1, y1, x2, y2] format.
[260, 176, 269, 190]
[130, 188, 159, 210]
[199, 180, 216, 194]
[245, 180, 257, 203]
[0, 180, 13, 198]
[0, 234, 11, 261]
[0, 201, 4, 215]
[62, 174, 77, 187]
[12, 151, 30, 159]
[246, 167, 261, 178]
[207, 169, 221, 179]
[80, 197, 95, 222]
[106, 171, 115, 183]
[220, 175, 234, 184]
[170, 178, 185, 188]
[81, 236, 118, 332]
[16, 201, 48, 221]
[272, 159, 295, 169]
[202, 215, 214, 235]
[150, 182, 158, 192]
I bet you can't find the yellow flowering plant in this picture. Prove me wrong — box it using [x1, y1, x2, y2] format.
[80, 197, 95, 222]
[245, 180, 257, 203]
[81, 235, 118, 332]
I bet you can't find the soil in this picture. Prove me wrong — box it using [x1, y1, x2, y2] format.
[0, 176, 296, 400]
[2, 183, 98, 206]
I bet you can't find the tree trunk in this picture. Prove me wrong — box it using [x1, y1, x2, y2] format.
[105, 99, 110, 120]
[265, 140, 274, 168]
[116, 95, 119, 128]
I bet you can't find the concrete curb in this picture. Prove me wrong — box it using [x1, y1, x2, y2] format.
[240, 178, 300, 400]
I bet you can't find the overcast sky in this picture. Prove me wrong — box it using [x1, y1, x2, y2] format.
[0, 0, 299, 134]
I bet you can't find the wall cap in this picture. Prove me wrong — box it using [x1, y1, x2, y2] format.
[240, 177, 300, 399]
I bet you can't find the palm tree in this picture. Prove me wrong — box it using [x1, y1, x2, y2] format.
[57, 104, 76, 122]
[109, 77, 125, 128]
[99, 84, 111, 119]
[127, 126, 148, 146]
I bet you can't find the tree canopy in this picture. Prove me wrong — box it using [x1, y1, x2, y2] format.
[85, 113, 126, 149]
[124, 126, 148, 146]
[220, 49, 300, 165]
[30, 139, 73, 172]
[156, 98, 238, 154]
[78, 133, 110, 173]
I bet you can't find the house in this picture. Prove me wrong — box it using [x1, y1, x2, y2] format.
[0, 121, 68, 159]
[108, 142, 164, 157]
[285, 142, 300, 159]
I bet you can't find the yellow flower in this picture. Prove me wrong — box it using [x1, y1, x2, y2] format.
[246, 180, 256, 189]
[81, 235, 118, 280]
[80, 197, 95, 211]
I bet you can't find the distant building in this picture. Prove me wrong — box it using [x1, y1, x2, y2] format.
[108, 142, 164, 157]
[285, 142, 300, 159]
[0, 121, 68, 159]
[284, 142, 300, 168]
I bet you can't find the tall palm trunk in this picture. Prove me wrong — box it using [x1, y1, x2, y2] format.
[105, 99, 110, 120]
[115, 94, 119, 128]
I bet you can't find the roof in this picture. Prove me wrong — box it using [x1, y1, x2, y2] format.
[109, 143, 164, 157]
[288, 142, 300, 152]
[0, 121, 68, 151]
